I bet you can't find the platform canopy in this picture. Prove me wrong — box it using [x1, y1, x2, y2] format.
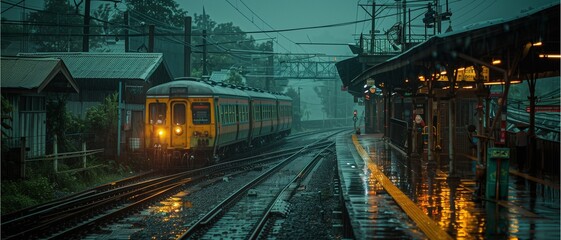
[351, 3, 560, 92]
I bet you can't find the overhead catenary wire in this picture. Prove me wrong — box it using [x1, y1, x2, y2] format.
[3, 17, 375, 37]
[1, 0, 118, 27]
[224, 0, 292, 53]
[238, 0, 304, 50]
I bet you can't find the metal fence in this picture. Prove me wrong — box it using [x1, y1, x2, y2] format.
[2, 133, 104, 179]
[507, 132, 560, 177]
[389, 118, 409, 151]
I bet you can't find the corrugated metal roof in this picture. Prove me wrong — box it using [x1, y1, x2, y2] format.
[17, 52, 165, 81]
[1, 57, 78, 93]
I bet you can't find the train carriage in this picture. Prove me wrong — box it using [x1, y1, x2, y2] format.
[145, 79, 219, 167]
[145, 78, 292, 168]
[246, 90, 277, 146]
[276, 94, 293, 136]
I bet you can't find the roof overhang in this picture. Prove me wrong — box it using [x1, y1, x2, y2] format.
[1, 57, 79, 94]
[353, 3, 560, 92]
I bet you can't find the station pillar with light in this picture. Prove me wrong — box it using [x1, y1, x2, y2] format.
[363, 80, 377, 133]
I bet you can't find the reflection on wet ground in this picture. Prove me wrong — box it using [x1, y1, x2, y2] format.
[359, 136, 560, 240]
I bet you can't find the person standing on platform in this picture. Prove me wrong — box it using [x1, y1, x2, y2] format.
[414, 115, 425, 154]
[515, 125, 528, 172]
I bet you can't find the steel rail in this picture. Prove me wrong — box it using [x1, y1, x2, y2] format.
[177, 141, 323, 239]
[177, 129, 346, 239]
[249, 142, 336, 239]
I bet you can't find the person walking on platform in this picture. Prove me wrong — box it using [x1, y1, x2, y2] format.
[515, 125, 528, 172]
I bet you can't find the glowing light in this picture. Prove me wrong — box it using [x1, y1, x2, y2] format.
[532, 42, 542, 46]
[492, 59, 501, 65]
[539, 54, 561, 58]
[483, 80, 522, 85]
[174, 126, 183, 135]
[158, 129, 165, 136]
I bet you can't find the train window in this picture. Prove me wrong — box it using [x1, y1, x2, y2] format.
[192, 102, 210, 124]
[149, 103, 166, 125]
[243, 105, 248, 122]
[173, 103, 186, 125]
[256, 105, 261, 121]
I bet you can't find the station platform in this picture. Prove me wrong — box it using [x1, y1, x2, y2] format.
[336, 133, 560, 239]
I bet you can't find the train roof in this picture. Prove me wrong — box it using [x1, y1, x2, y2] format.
[146, 79, 248, 98]
[146, 78, 291, 102]
[275, 94, 292, 102]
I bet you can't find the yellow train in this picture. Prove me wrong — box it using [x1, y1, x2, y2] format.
[145, 78, 292, 168]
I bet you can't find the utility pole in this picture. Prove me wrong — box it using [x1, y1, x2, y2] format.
[124, 11, 129, 52]
[402, 0, 407, 51]
[184, 16, 192, 77]
[370, 1, 375, 54]
[82, 0, 91, 52]
[123, 11, 129, 52]
[148, 24, 155, 52]
[202, 29, 208, 76]
[266, 41, 273, 91]
[202, 7, 208, 76]
[436, 0, 442, 34]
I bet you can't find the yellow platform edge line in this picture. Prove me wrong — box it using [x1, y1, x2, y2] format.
[352, 134, 453, 240]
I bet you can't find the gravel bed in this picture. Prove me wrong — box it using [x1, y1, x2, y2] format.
[271, 154, 344, 240]
[85, 166, 270, 239]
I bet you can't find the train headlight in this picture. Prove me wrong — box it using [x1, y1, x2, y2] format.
[158, 129, 165, 136]
[174, 126, 183, 135]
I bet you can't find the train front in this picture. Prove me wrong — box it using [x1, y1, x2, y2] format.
[145, 80, 216, 168]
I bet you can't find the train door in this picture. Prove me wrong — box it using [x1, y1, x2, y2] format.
[170, 101, 188, 148]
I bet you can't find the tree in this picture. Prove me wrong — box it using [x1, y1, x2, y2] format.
[89, 3, 122, 52]
[1, 17, 22, 51]
[27, 0, 105, 52]
[46, 96, 84, 153]
[85, 93, 118, 155]
[224, 70, 244, 86]
[125, 0, 188, 28]
[1, 95, 13, 153]
[190, 13, 286, 92]
[284, 87, 301, 130]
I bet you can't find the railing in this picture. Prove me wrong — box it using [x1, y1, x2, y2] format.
[507, 131, 560, 178]
[2, 134, 104, 179]
[25, 134, 104, 173]
[389, 118, 409, 151]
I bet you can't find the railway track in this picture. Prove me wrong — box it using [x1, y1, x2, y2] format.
[177, 132, 341, 239]
[1, 142, 327, 239]
[1, 129, 349, 239]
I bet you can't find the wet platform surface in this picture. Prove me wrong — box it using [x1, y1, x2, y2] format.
[336, 133, 560, 239]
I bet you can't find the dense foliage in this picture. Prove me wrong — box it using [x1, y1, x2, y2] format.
[85, 93, 118, 155]
[26, 0, 106, 51]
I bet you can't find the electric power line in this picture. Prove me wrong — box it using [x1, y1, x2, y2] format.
[238, 0, 309, 54]
[224, 0, 291, 53]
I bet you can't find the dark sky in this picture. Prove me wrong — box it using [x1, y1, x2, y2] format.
[179, 0, 559, 56]
[2, 0, 558, 56]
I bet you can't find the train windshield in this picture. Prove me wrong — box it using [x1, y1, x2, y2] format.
[173, 103, 186, 125]
[149, 103, 166, 125]
[192, 102, 210, 124]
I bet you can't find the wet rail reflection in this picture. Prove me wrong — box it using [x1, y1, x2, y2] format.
[360, 138, 560, 239]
